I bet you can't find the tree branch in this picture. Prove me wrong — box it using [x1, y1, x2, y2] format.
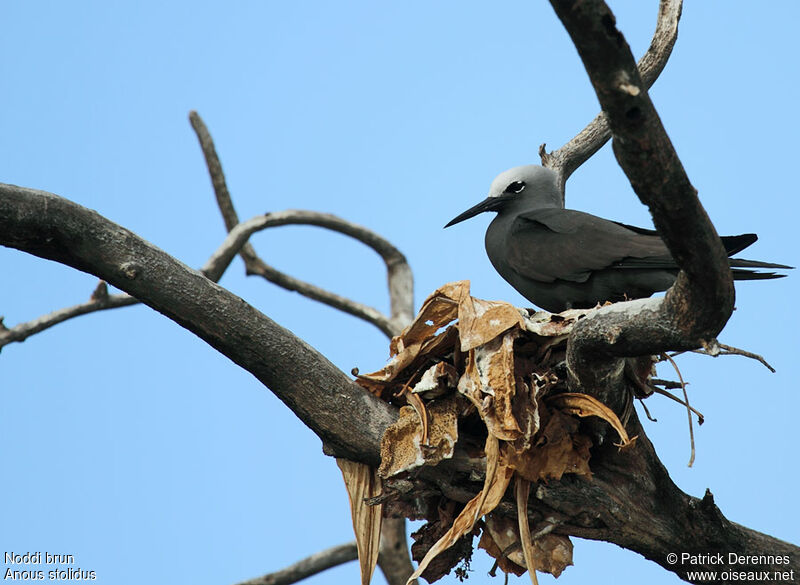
[0, 184, 412, 583]
[1, 204, 263, 351]
[189, 111, 414, 338]
[0, 288, 136, 350]
[540, 0, 682, 196]
[191, 111, 416, 584]
[543, 0, 734, 416]
[233, 542, 358, 585]
[0, 183, 396, 464]
[378, 517, 417, 585]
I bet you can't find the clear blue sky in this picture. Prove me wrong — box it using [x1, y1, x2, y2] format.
[2, 2, 797, 584]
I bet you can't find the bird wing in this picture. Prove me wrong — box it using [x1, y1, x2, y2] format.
[506, 208, 672, 283]
[612, 221, 760, 256]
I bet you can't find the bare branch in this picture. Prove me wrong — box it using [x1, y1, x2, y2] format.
[0, 289, 136, 350]
[541, 0, 683, 195]
[691, 343, 776, 373]
[378, 517, 417, 585]
[649, 386, 705, 423]
[189, 111, 237, 232]
[548, 0, 734, 413]
[0, 182, 396, 463]
[192, 110, 416, 583]
[233, 542, 358, 585]
[189, 111, 414, 338]
[1, 206, 256, 352]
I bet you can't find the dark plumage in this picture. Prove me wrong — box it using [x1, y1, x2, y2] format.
[445, 165, 791, 313]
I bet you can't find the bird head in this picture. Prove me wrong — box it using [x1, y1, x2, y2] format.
[444, 165, 561, 228]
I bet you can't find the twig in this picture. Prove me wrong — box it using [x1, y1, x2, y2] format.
[661, 353, 695, 467]
[650, 378, 683, 389]
[691, 343, 776, 373]
[189, 111, 237, 232]
[1, 213, 259, 352]
[0, 289, 137, 350]
[649, 387, 705, 424]
[232, 542, 358, 585]
[541, 0, 683, 196]
[189, 111, 414, 338]
[637, 397, 658, 422]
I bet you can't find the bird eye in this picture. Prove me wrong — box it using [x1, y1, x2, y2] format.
[505, 181, 526, 194]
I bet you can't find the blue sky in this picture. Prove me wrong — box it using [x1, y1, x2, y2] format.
[1, 2, 797, 584]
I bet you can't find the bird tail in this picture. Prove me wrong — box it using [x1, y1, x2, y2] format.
[730, 258, 793, 280]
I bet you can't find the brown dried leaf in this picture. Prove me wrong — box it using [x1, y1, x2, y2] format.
[479, 514, 526, 575]
[531, 534, 573, 578]
[357, 325, 458, 401]
[379, 396, 462, 478]
[548, 392, 637, 448]
[515, 477, 539, 585]
[397, 281, 468, 351]
[458, 295, 525, 352]
[403, 388, 430, 447]
[458, 331, 522, 442]
[510, 409, 592, 482]
[410, 501, 476, 583]
[405, 436, 515, 585]
[337, 459, 382, 585]
[481, 514, 573, 579]
[355, 342, 423, 399]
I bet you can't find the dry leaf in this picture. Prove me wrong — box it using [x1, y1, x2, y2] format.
[531, 534, 573, 578]
[548, 392, 637, 448]
[457, 294, 525, 352]
[479, 514, 527, 575]
[515, 477, 539, 585]
[509, 408, 593, 482]
[379, 396, 462, 477]
[397, 281, 467, 350]
[481, 513, 573, 578]
[458, 332, 523, 442]
[406, 436, 515, 585]
[337, 459, 382, 585]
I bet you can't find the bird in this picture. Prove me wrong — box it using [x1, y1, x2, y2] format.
[445, 165, 791, 313]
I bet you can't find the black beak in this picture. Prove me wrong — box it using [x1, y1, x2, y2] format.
[444, 196, 507, 228]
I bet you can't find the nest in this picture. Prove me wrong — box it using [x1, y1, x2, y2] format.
[354, 281, 635, 583]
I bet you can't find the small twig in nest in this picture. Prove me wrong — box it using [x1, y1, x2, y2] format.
[662, 353, 695, 467]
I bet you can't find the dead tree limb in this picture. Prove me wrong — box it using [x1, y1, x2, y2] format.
[190, 111, 414, 338]
[191, 112, 416, 584]
[232, 542, 358, 585]
[542, 0, 734, 421]
[0, 288, 136, 350]
[1, 112, 416, 585]
[0, 183, 395, 464]
[540, 0, 682, 196]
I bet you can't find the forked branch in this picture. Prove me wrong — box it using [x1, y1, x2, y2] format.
[189, 111, 413, 338]
[540, 0, 683, 196]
